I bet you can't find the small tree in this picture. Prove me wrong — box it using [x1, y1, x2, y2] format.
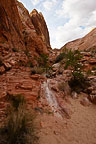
[36, 54, 50, 72]
[39, 54, 48, 67]
[62, 48, 89, 93]
[55, 53, 65, 63]
[62, 49, 82, 70]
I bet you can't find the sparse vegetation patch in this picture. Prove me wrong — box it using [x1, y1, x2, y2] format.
[0, 94, 38, 144]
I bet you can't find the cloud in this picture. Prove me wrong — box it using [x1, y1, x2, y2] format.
[18, 0, 96, 49]
[42, 0, 57, 11]
[30, 0, 41, 6]
[54, 0, 96, 48]
[57, 0, 96, 18]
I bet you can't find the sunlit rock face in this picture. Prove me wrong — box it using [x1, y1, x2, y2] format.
[0, 0, 52, 119]
[16, 1, 51, 58]
[0, 0, 25, 55]
[0, 0, 51, 64]
[30, 9, 51, 49]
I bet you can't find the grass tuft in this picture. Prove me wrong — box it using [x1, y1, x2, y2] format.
[0, 94, 38, 144]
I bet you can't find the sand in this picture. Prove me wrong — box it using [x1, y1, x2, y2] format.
[37, 96, 96, 144]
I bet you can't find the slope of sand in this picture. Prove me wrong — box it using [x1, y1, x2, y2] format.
[37, 96, 96, 144]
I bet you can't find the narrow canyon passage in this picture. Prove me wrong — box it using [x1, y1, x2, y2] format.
[0, 0, 96, 144]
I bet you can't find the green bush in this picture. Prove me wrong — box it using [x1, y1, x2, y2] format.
[64, 49, 82, 70]
[31, 66, 44, 75]
[27, 61, 34, 68]
[12, 48, 19, 52]
[60, 48, 90, 93]
[0, 94, 38, 144]
[86, 69, 92, 76]
[1, 41, 5, 44]
[55, 53, 65, 63]
[18, 60, 26, 67]
[24, 49, 30, 57]
[92, 67, 96, 70]
[69, 71, 90, 93]
[55, 48, 82, 68]
[86, 69, 96, 76]
[34, 54, 50, 72]
[38, 54, 49, 70]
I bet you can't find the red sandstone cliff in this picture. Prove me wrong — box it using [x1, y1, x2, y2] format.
[0, 0, 51, 119]
[0, 0, 51, 64]
[16, 1, 50, 57]
[30, 9, 51, 49]
[0, 0, 25, 56]
[0, 1, 96, 143]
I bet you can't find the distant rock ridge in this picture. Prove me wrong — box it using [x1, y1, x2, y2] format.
[61, 28, 96, 51]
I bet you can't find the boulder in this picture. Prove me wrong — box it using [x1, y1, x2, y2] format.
[89, 95, 96, 104]
[0, 66, 5, 74]
[52, 63, 60, 72]
[3, 62, 12, 70]
[71, 91, 78, 99]
[89, 58, 96, 64]
[80, 97, 91, 106]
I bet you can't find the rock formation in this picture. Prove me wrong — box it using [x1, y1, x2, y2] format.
[0, 0, 51, 66]
[0, 0, 25, 55]
[16, 1, 50, 58]
[0, 0, 52, 119]
[30, 9, 51, 49]
[0, 1, 96, 143]
[0, 1, 52, 131]
[61, 28, 96, 51]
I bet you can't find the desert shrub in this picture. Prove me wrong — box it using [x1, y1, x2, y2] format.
[86, 69, 96, 76]
[63, 49, 82, 70]
[55, 48, 82, 67]
[58, 82, 65, 92]
[12, 48, 19, 52]
[69, 71, 90, 93]
[31, 66, 44, 75]
[39, 54, 48, 66]
[34, 54, 50, 72]
[86, 69, 93, 76]
[38, 54, 50, 70]
[24, 49, 30, 57]
[18, 60, 26, 67]
[60, 48, 90, 93]
[27, 61, 34, 68]
[1, 41, 5, 44]
[0, 94, 38, 144]
[92, 67, 96, 70]
[55, 53, 65, 63]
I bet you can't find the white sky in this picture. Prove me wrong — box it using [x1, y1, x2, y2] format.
[18, 0, 96, 49]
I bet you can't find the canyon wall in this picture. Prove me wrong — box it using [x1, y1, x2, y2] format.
[0, 0, 25, 56]
[30, 9, 51, 49]
[0, 0, 51, 61]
